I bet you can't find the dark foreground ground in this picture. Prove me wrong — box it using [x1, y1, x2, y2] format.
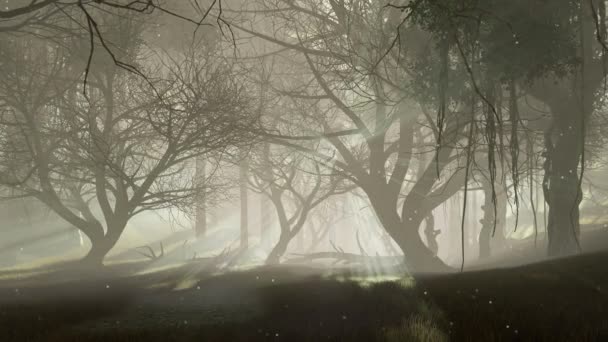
[0, 251, 607, 342]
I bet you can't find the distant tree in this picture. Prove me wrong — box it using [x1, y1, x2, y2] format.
[239, 151, 249, 251]
[305, 195, 351, 253]
[478, 177, 508, 259]
[194, 157, 207, 238]
[249, 143, 352, 264]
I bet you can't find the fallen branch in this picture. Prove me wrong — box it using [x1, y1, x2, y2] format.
[285, 252, 403, 266]
[134, 242, 165, 261]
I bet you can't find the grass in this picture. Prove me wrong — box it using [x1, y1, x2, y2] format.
[1, 251, 608, 341]
[383, 315, 448, 342]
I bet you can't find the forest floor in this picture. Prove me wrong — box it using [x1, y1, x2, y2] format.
[0, 250, 607, 341]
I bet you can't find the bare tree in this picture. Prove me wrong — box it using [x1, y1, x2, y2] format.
[0, 1, 225, 56]
[249, 142, 352, 264]
[229, 0, 472, 272]
[0, 25, 255, 265]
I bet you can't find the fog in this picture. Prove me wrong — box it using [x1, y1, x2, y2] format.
[0, 1, 607, 341]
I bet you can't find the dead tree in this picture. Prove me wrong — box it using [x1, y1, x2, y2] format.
[230, 0, 473, 273]
[249, 143, 353, 264]
[0, 30, 256, 265]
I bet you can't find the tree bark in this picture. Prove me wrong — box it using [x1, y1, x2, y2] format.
[81, 237, 115, 266]
[368, 189, 451, 273]
[80, 221, 125, 266]
[266, 232, 291, 264]
[544, 106, 583, 257]
[530, 3, 598, 257]
[264, 197, 309, 265]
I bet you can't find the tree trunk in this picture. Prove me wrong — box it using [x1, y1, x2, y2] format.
[81, 235, 116, 266]
[544, 108, 582, 257]
[265, 203, 308, 265]
[81, 237, 114, 266]
[390, 224, 449, 273]
[368, 191, 450, 273]
[195, 157, 207, 238]
[80, 221, 126, 266]
[259, 194, 272, 248]
[239, 157, 249, 250]
[265, 233, 291, 265]
[532, 3, 597, 257]
[493, 185, 507, 249]
[479, 178, 495, 259]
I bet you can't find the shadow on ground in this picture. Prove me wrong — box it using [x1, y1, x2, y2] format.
[0, 264, 443, 342]
[1, 251, 608, 341]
